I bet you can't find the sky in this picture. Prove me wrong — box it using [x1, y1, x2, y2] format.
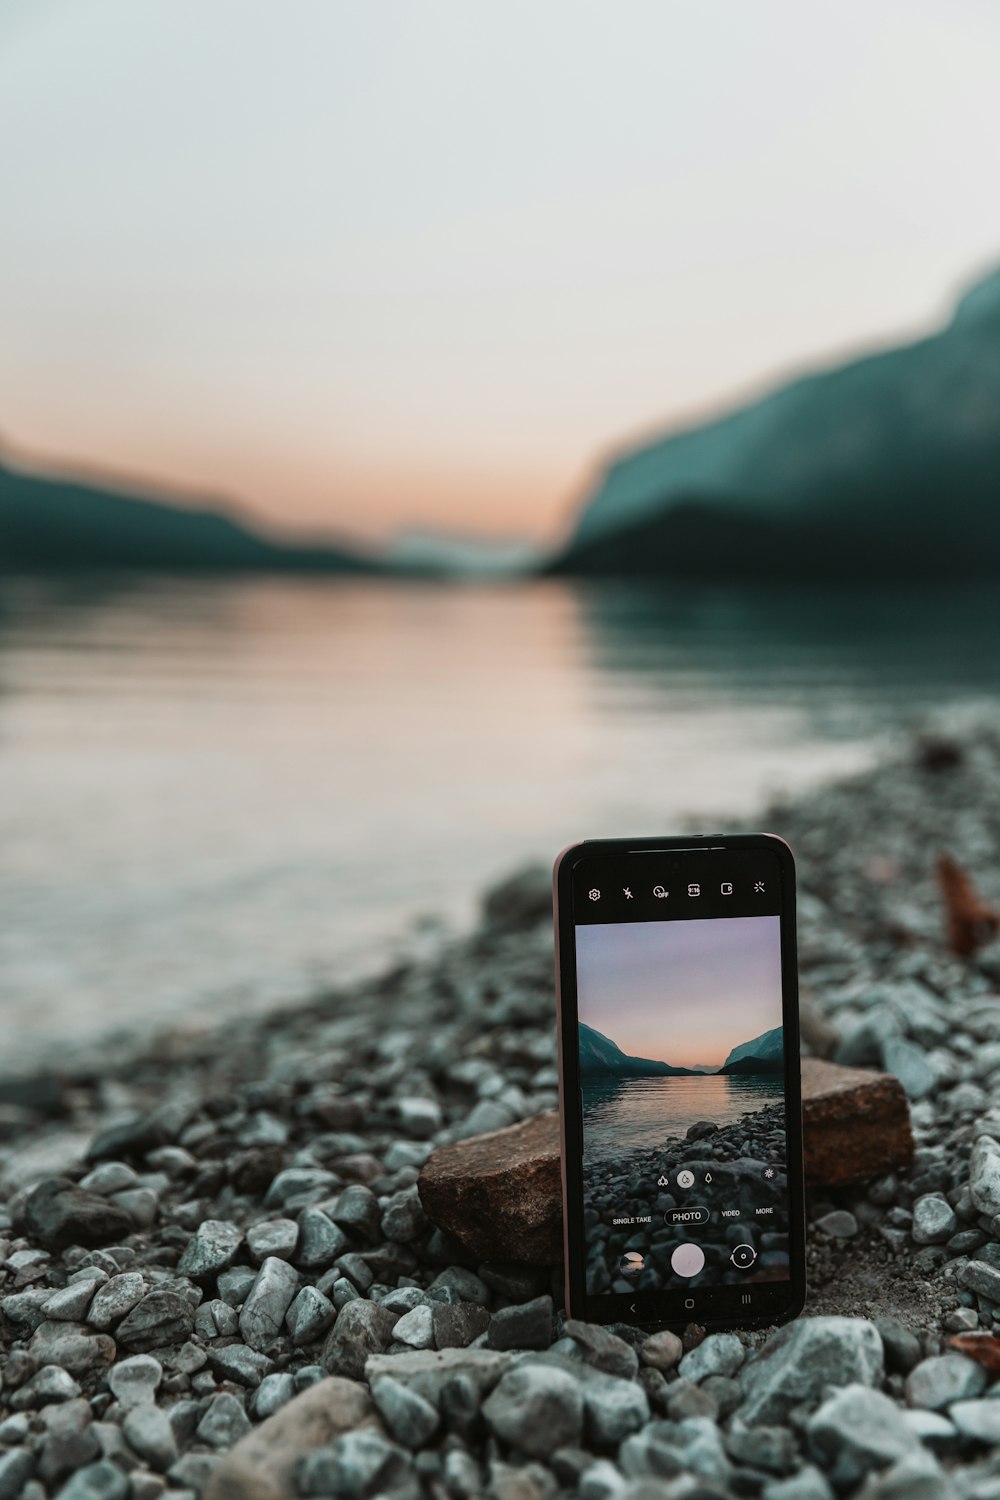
[576, 917, 782, 1069]
[1, 2, 1000, 546]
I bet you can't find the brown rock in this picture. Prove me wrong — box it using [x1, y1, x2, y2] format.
[418, 1112, 563, 1264]
[948, 1332, 1000, 1376]
[418, 1060, 913, 1262]
[801, 1057, 913, 1187]
[937, 851, 999, 958]
[202, 1377, 378, 1500]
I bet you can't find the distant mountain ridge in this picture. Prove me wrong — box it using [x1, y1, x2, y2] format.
[578, 1023, 700, 1077]
[719, 1025, 784, 1076]
[579, 1021, 784, 1079]
[552, 263, 1000, 579]
[0, 456, 376, 574]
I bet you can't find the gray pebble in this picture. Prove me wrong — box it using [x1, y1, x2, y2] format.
[195, 1392, 252, 1448]
[904, 1353, 986, 1409]
[483, 1363, 584, 1458]
[122, 1406, 178, 1473]
[246, 1218, 299, 1263]
[176, 1220, 243, 1281]
[392, 1304, 435, 1349]
[286, 1285, 335, 1345]
[109, 1354, 162, 1410]
[911, 1195, 957, 1244]
[87, 1272, 146, 1330]
[678, 1332, 746, 1384]
[371, 1374, 440, 1449]
[239, 1256, 299, 1351]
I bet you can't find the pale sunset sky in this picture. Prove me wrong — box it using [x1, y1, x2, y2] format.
[576, 917, 782, 1070]
[1, 1, 999, 545]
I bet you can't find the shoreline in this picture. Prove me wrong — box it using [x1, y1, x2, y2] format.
[4, 720, 1000, 1495]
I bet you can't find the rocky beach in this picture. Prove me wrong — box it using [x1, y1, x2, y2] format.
[4, 722, 1000, 1498]
[582, 1105, 789, 1295]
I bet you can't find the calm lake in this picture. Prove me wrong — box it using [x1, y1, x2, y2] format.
[582, 1074, 785, 1163]
[3, 575, 1000, 1068]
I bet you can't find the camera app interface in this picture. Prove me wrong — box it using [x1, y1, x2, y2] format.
[574, 854, 789, 1299]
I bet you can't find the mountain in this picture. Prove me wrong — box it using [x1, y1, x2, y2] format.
[719, 1025, 784, 1076]
[551, 263, 1000, 579]
[0, 456, 376, 574]
[578, 1022, 701, 1077]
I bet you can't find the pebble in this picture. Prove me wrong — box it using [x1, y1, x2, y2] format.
[296, 1207, 349, 1270]
[41, 1280, 99, 1322]
[116, 1290, 195, 1352]
[87, 1272, 146, 1330]
[322, 1298, 399, 1379]
[297, 1430, 420, 1500]
[328, 1184, 382, 1243]
[204, 1343, 274, 1387]
[392, 1304, 435, 1349]
[969, 1135, 1000, 1216]
[639, 1328, 683, 1370]
[176, 1220, 243, 1280]
[815, 1209, 859, 1238]
[108, 1354, 162, 1409]
[20, 1178, 134, 1252]
[881, 1037, 937, 1100]
[678, 1332, 746, 1383]
[53, 1462, 129, 1500]
[904, 1353, 987, 1409]
[739, 1317, 884, 1424]
[875, 1317, 922, 1375]
[29, 1321, 116, 1377]
[286, 1285, 335, 1345]
[195, 1392, 252, 1448]
[563, 1321, 638, 1379]
[371, 1374, 440, 1448]
[949, 1398, 1000, 1444]
[122, 1405, 178, 1472]
[911, 1194, 958, 1244]
[239, 1255, 300, 1351]
[487, 1295, 553, 1351]
[246, 1217, 299, 1263]
[15, 1363, 81, 1407]
[252, 1370, 297, 1418]
[483, 1364, 584, 1458]
[806, 1383, 917, 1487]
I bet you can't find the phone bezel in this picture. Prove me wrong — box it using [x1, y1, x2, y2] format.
[554, 831, 806, 1332]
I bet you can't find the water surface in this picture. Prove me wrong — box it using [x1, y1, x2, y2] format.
[3, 576, 999, 1067]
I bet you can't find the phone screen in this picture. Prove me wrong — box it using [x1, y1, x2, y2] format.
[557, 838, 803, 1329]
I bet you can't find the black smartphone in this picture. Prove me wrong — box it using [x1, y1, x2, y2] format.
[554, 833, 805, 1332]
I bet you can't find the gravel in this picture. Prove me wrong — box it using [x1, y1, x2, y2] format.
[5, 723, 1000, 1496]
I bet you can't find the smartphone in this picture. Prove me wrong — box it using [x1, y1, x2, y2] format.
[554, 833, 804, 1332]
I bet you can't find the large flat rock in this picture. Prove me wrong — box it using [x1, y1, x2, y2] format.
[800, 1056, 913, 1187]
[418, 1059, 913, 1263]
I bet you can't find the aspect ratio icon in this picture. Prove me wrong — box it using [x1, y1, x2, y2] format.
[687, 883, 700, 897]
[652, 885, 669, 899]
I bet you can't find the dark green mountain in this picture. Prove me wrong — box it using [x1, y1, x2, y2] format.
[578, 1022, 700, 1078]
[719, 1025, 784, 1076]
[551, 264, 1000, 579]
[0, 457, 375, 574]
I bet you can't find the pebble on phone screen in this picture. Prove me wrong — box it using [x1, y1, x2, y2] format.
[554, 834, 805, 1331]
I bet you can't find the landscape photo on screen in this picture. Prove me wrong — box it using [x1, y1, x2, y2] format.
[575, 915, 789, 1295]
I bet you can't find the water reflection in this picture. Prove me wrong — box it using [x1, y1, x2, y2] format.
[582, 1073, 786, 1162]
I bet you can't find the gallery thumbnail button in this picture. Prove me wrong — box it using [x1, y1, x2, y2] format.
[665, 1205, 710, 1227]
